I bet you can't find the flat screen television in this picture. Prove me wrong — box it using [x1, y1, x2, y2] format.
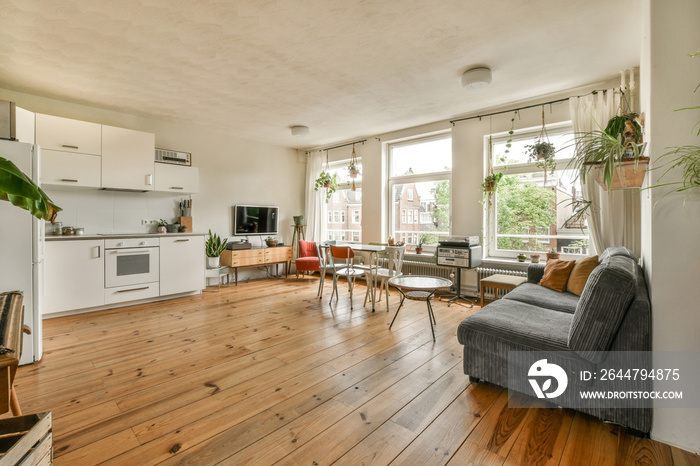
[234, 205, 279, 236]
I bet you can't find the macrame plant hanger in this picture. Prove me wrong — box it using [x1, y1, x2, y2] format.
[349, 143, 359, 191]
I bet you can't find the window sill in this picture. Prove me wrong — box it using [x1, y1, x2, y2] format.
[481, 257, 531, 271]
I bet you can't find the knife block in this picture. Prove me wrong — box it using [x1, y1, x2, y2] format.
[179, 216, 193, 232]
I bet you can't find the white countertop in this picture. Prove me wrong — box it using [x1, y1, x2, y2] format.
[45, 232, 207, 241]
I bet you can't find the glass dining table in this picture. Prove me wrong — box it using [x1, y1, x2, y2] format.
[318, 243, 386, 311]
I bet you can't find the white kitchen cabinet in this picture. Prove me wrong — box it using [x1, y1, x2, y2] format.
[154, 163, 199, 193]
[44, 240, 105, 315]
[15, 107, 35, 144]
[101, 125, 155, 191]
[41, 149, 101, 188]
[159, 236, 205, 296]
[35, 113, 102, 155]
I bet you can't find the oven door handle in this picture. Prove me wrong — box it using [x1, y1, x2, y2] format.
[108, 248, 154, 255]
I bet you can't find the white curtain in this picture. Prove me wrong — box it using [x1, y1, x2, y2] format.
[304, 151, 326, 242]
[569, 90, 641, 257]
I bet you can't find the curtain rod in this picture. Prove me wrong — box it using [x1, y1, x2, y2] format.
[306, 139, 367, 154]
[449, 89, 617, 126]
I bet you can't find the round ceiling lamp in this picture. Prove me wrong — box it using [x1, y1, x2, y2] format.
[461, 67, 492, 92]
[291, 125, 310, 137]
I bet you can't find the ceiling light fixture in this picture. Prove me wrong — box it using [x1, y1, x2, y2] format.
[291, 125, 310, 137]
[461, 67, 492, 92]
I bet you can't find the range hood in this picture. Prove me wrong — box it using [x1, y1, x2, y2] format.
[99, 187, 149, 193]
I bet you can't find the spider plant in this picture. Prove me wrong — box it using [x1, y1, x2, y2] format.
[567, 125, 646, 190]
[650, 146, 700, 195]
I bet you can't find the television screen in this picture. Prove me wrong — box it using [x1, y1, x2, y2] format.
[234, 205, 279, 236]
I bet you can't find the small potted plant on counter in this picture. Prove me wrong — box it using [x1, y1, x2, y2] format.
[205, 229, 228, 268]
[157, 219, 168, 234]
[265, 236, 278, 247]
[546, 248, 560, 261]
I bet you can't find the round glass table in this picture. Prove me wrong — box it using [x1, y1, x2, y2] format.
[387, 275, 453, 341]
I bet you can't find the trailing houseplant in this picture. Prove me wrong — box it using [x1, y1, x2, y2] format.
[567, 112, 647, 191]
[0, 157, 61, 222]
[205, 229, 228, 267]
[314, 171, 338, 202]
[482, 172, 503, 193]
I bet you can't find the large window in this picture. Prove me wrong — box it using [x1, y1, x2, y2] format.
[388, 134, 451, 250]
[325, 159, 362, 243]
[486, 122, 590, 258]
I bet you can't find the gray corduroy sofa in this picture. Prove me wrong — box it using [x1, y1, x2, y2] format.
[457, 246, 651, 435]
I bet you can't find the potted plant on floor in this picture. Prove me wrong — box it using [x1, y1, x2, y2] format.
[205, 229, 227, 268]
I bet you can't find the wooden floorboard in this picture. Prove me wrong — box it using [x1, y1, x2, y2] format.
[12, 275, 699, 465]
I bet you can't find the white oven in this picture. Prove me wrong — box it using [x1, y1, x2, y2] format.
[104, 237, 159, 288]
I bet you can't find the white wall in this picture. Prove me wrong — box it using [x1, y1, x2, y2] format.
[641, 0, 700, 453]
[0, 87, 305, 279]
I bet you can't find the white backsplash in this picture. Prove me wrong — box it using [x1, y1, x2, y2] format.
[44, 188, 190, 235]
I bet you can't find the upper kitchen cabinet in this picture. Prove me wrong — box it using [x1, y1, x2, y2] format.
[36, 113, 102, 188]
[102, 125, 155, 191]
[154, 162, 199, 193]
[36, 113, 101, 155]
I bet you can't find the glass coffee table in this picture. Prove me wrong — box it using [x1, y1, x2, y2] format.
[387, 275, 453, 341]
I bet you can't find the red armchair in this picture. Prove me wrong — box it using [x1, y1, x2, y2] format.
[295, 240, 321, 278]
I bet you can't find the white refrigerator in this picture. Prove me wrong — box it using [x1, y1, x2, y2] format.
[0, 139, 43, 365]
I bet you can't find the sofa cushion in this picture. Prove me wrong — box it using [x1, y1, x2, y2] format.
[566, 255, 599, 296]
[503, 283, 579, 314]
[457, 298, 573, 352]
[539, 259, 576, 292]
[599, 246, 637, 263]
[568, 256, 637, 363]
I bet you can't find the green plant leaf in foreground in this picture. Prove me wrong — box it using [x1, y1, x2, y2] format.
[0, 157, 61, 222]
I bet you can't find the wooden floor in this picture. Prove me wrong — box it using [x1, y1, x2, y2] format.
[13, 276, 700, 465]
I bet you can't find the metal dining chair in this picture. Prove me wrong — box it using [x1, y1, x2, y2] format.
[327, 245, 366, 309]
[363, 245, 406, 311]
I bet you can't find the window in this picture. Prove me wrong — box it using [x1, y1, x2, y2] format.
[388, 134, 451, 249]
[486, 122, 590, 259]
[325, 159, 362, 243]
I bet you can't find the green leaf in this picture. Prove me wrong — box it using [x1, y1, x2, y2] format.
[0, 157, 61, 222]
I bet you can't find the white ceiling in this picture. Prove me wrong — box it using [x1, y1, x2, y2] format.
[0, 1, 641, 149]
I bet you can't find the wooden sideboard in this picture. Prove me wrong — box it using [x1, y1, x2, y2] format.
[221, 246, 293, 285]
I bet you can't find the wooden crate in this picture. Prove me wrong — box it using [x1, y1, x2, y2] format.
[0, 412, 52, 465]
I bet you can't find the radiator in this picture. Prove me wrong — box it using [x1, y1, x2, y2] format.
[476, 267, 528, 300]
[400, 260, 454, 281]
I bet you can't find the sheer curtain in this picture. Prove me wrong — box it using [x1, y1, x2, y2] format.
[304, 151, 326, 242]
[569, 91, 641, 257]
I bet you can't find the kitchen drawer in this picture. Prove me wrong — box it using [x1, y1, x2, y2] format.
[36, 113, 102, 155]
[105, 282, 159, 305]
[41, 149, 101, 188]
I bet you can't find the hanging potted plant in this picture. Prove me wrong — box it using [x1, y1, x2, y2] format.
[526, 106, 558, 181]
[205, 229, 228, 268]
[348, 162, 359, 178]
[482, 172, 503, 193]
[314, 171, 338, 202]
[568, 112, 648, 191]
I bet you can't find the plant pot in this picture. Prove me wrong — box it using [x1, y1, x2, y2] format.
[293, 215, 305, 226]
[530, 254, 540, 263]
[157, 226, 166, 233]
[415, 247, 423, 254]
[484, 181, 496, 192]
[207, 256, 220, 268]
[266, 241, 278, 248]
[517, 253, 527, 262]
[589, 157, 650, 191]
[546, 252, 560, 261]
[349, 169, 359, 178]
[323, 180, 331, 188]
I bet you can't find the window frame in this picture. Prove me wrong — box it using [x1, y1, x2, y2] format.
[325, 158, 363, 244]
[387, 133, 452, 251]
[484, 121, 591, 260]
